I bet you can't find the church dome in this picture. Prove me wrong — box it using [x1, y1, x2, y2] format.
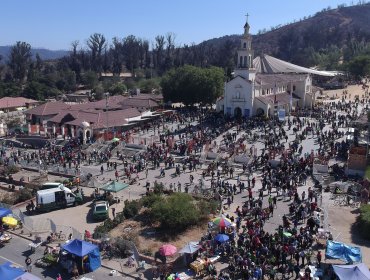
[81, 121, 90, 128]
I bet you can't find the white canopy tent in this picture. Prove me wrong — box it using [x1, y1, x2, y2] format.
[253, 54, 336, 77]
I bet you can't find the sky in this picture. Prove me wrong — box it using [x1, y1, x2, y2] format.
[0, 0, 359, 50]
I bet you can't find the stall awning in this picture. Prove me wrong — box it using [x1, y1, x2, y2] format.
[62, 239, 98, 257]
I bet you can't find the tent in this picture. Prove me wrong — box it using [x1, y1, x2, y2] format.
[101, 181, 129, 193]
[62, 239, 101, 272]
[333, 263, 370, 280]
[0, 262, 41, 280]
[0, 208, 12, 218]
[325, 240, 362, 264]
[179, 242, 200, 254]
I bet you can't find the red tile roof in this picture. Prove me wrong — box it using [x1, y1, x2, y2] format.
[0, 97, 39, 109]
[25, 101, 69, 116]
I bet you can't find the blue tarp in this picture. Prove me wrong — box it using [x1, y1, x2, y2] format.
[326, 240, 362, 264]
[62, 239, 101, 272]
[0, 262, 25, 280]
[62, 239, 98, 257]
[333, 263, 370, 280]
[0, 208, 12, 218]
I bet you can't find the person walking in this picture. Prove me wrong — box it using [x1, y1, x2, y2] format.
[25, 256, 32, 272]
[112, 207, 116, 218]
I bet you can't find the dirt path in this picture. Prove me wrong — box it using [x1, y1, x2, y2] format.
[327, 203, 370, 266]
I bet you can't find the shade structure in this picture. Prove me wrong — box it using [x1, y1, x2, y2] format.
[112, 137, 120, 142]
[62, 239, 101, 272]
[0, 262, 41, 280]
[101, 181, 129, 193]
[333, 263, 370, 280]
[283, 232, 292, 238]
[159, 244, 177, 256]
[0, 208, 11, 218]
[15, 272, 42, 280]
[2, 216, 18, 227]
[179, 242, 200, 254]
[214, 234, 229, 243]
[212, 216, 232, 228]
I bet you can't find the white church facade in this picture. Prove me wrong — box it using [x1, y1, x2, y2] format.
[216, 19, 333, 118]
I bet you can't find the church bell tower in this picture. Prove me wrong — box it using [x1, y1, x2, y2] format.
[234, 14, 256, 81]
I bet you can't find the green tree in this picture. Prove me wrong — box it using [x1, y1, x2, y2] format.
[151, 193, 200, 231]
[347, 55, 370, 77]
[109, 82, 127, 95]
[8, 41, 32, 82]
[161, 65, 224, 105]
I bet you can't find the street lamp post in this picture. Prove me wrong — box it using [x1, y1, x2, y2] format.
[105, 92, 109, 141]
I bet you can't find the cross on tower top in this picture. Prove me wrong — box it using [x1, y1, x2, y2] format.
[245, 13, 249, 23]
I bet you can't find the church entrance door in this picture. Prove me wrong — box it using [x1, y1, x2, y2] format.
[234, 107, 242, 118]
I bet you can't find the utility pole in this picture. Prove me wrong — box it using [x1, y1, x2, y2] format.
[105, 92, 109, 141]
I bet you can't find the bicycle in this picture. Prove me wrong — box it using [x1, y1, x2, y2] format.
[48, 231, 66, 242]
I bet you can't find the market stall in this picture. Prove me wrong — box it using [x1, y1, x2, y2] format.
[333, 263, 370, 280]
[0, 261, 41, 280]
[60, 239, 101, 274]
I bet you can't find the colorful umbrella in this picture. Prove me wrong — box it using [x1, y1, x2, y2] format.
[2, 216, 18, 227]
[112, 137, 120, 142]
[214, 234, 229, 243]
[159, 244, 177, 256]
[212, 216, 232, 228]
[283, 232, 292, 238]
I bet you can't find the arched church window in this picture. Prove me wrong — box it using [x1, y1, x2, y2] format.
[239, 56, 243, 68]
[244, 56, 247, 68]
[243, 42, 247, 49]
[293, 85, 296, 91]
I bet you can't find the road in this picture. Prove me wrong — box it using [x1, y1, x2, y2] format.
[0, 234, 119, 279]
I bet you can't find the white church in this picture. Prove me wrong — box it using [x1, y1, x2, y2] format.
[216, 18, 334, 118]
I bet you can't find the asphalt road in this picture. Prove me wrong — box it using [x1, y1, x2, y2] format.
[0, 234, 117, 280]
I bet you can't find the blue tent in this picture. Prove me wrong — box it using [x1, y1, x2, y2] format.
[326, 240, 362, 264]
[0, 262, 24, 280]
[0, 208, 12, 218]
[333, 263, 370, 280]
[62, 239, 101, 272]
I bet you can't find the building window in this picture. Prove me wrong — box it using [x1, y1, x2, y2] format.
[262, 90, 265, 95]
[243, 42, 247, 48]
[306, 85, 310, 92]
[239, 56, 243, 68]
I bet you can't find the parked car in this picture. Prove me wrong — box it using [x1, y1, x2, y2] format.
[93, 201, 109, 220]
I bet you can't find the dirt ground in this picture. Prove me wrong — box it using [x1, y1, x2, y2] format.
[110, 218, 208, 256]
[327, 203, 370, 267]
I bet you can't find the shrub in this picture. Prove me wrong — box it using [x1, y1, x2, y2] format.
[142, 194, 163, 208]
[111, 237, 134, 258]
[151, 193, 200, 232]
[153, 181, 165, 194]
[15, 188, 33, 204]
[94, 218, 115, 237]
[123, 200, 142, 218]
[358, 204, 370, 240]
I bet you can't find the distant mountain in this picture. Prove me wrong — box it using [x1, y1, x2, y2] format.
[200, 3, 370, 68]
[0, 46, 69, 62]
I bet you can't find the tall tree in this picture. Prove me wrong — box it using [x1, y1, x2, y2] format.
[154, 35, 166, 74]
[8, 41, 32, 82]
[87, 33, 107, 74]
[111, 37, 123, 76]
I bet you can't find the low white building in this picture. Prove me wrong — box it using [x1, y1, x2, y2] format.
[217, 19, 334, 118]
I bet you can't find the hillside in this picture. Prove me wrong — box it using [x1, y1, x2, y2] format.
[201, 3, 370, 68]
[0, 46, 68, 62]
